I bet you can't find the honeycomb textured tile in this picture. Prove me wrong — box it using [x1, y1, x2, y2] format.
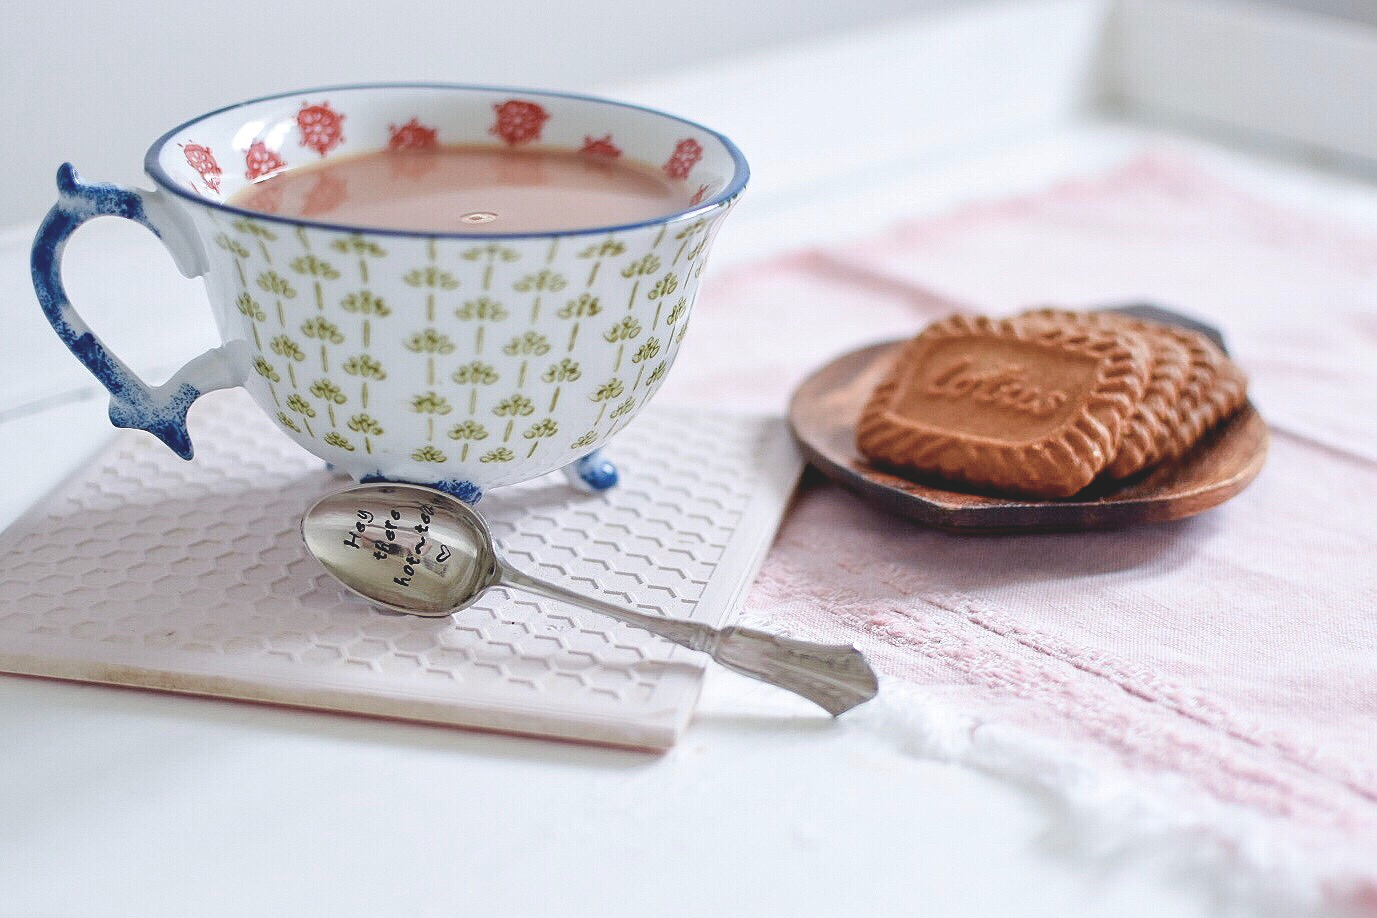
[0, 391, 801, 749]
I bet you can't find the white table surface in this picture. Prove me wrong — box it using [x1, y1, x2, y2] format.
[4, 9, 1372, 915]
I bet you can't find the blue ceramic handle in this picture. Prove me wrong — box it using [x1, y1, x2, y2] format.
[30, 164, 239, 459]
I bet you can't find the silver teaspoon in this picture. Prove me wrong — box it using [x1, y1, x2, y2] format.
[301, 483, 879, 716]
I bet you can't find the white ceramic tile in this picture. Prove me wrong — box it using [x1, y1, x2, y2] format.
[0, 390, 801, 750]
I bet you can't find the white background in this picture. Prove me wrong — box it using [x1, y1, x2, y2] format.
[0, 0, 1368, 224]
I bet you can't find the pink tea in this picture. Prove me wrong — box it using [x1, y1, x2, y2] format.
[228, 144, 695, 233]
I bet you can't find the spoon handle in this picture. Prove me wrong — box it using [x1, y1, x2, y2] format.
[497, 561, 878, 716]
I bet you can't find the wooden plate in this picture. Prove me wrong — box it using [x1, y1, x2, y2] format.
[787, 339, 1269, 532]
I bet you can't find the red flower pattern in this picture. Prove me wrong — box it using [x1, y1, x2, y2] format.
[689, 183, 711, 206]
[663, 138, 703, 180]
[579, 134, 621, 159]
[490, 100, 549, 146]
[244, 141, 286, 180]
[297, 101, 346, 157]
[388, 117, 439, 151]
[182, 142, 222, 192]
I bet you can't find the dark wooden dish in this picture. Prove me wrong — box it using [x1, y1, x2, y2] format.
[788, 339, 1269, 532]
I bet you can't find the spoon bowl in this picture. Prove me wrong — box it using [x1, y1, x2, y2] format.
[304, 484, 499, 617]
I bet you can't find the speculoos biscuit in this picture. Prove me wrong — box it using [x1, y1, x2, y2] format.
[856, 313, 1152, 498]
[1013, 309, 1194, 480]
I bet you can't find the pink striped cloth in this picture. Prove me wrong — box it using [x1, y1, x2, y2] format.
[659, 153, 1377, 914]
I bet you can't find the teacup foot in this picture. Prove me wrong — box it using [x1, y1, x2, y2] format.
[563, 450, 619, 492]
[360, 473, 483, 504]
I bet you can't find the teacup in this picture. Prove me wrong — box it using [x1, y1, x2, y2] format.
[31, 83, 748, 501]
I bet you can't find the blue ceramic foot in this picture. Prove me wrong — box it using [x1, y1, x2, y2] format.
[359, 474, 482, 504]
[563, 450, 619, 492]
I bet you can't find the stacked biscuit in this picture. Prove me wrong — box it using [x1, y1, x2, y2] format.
[856, 308, 1248, 498]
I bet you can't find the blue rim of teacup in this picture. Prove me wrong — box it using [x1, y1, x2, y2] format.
[143, 82, 750, 240]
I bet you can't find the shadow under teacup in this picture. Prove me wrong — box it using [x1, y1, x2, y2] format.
[31, 83, 748, 502]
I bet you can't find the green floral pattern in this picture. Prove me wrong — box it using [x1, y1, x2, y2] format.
[204, 207, 727, 486]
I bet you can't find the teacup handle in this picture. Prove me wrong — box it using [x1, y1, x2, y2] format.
[30, 164, 244, 459]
